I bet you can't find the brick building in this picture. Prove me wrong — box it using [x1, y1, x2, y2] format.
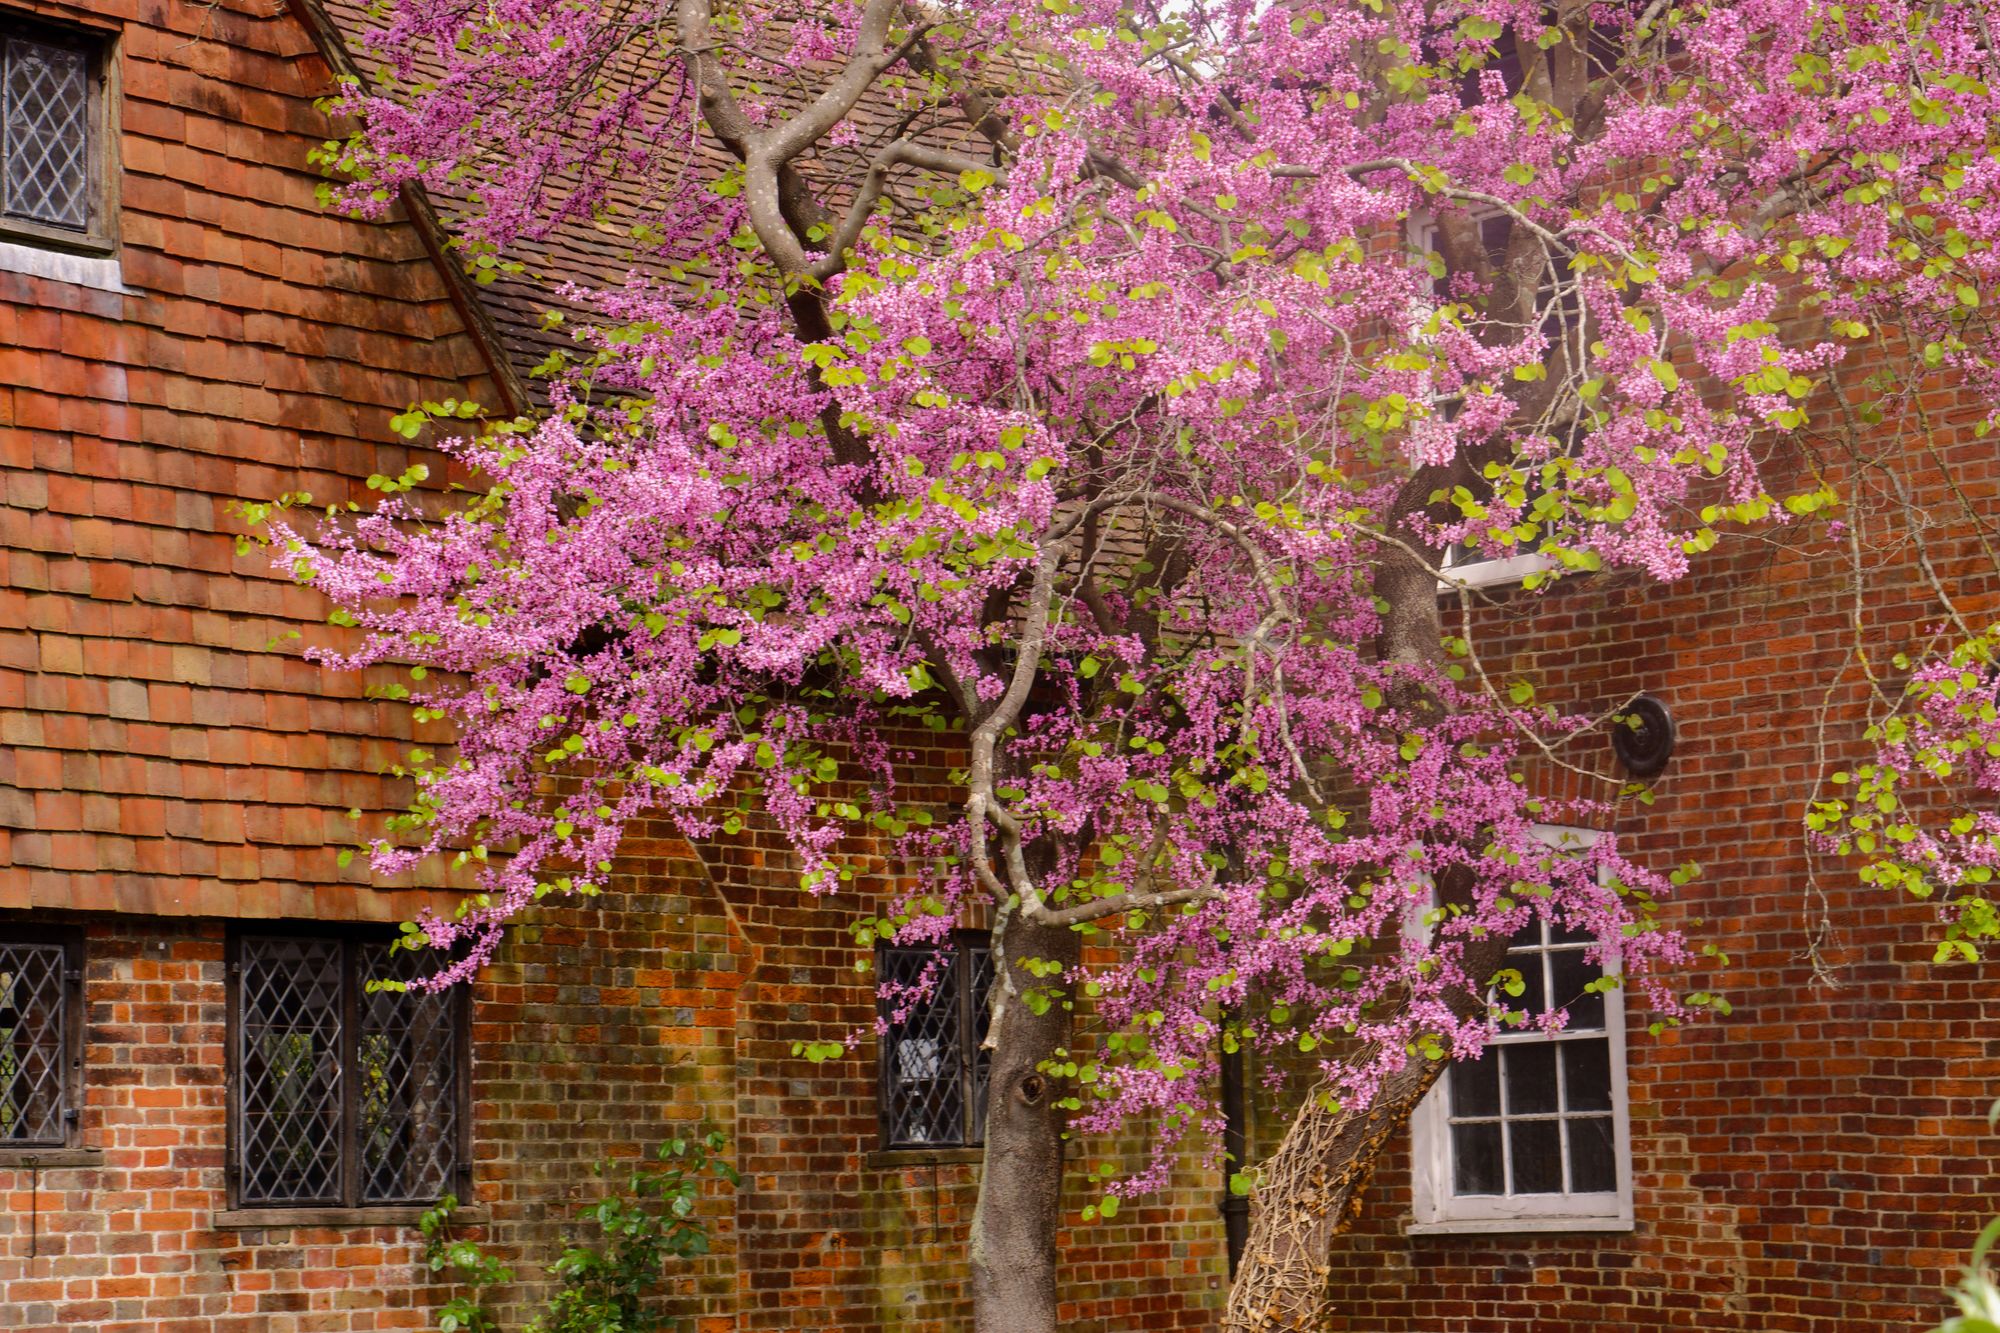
[0, 0, 1223, 1328]
[1311, 397, 2000, 1329]
[0, 1, 1994, 1332]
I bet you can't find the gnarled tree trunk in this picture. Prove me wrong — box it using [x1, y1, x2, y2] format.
[1219, 938, 1509, 1331]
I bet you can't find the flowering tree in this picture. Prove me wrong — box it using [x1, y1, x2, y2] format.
[270, 0, 2000, 1328]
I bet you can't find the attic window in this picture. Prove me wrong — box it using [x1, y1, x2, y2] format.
[0, 18, 116, 253]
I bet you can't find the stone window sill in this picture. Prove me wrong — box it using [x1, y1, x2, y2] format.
[0, 238, 130, 293]
[865, 1147, 984, 1169]
[0, 1148, 104, 1169]
[211, 1204, 488, 1230]
[1406, 1215, 1634, 1237]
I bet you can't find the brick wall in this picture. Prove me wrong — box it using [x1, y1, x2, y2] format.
[0, 921, 443, 1329]
[1314, 375, 2000, 1331]
[0, 861, 1229, 1333]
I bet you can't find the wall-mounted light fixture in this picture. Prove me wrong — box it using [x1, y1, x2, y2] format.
[1612, 694, 1675, 778]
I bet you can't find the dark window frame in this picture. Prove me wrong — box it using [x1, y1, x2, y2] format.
[225, 926, 473, 1211]
[876, 930, 992, 1150]
[0, 924, 86, 1152]
[0, 9, 119, 255]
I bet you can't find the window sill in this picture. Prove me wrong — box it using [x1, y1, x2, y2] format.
[1437, 552, 1558, 594]
[0, 1148, 104, 1169]
[1406, 1214, 1633, 1237]
[865, 1147, 984, 1169]
[0, 237, 130, 293]
[211, 1204, 487, 1230]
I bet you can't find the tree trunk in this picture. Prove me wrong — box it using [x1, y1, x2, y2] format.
[969, 909, 1080, 1333]
[1221, 491, 1503, 1329]
[1221, 929, 1515, 1331]
[1221, 1058, 1437, 1331]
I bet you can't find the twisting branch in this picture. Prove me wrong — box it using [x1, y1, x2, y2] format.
[811, 140, 1006, 280]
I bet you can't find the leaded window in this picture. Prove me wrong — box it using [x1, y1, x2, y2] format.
[0, 930, 82, 1148]
[229, 933, 467, 1208]
[877, 935, 993, 1149]
[0, 18, 113, 249]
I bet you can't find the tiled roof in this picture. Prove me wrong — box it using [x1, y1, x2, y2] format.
[303, 0, 994, 384]
[1, 0, 505, 920]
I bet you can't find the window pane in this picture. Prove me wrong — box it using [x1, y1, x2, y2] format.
[1452, 1121, 1503, 1195]
[1568, 1116, 1617, 1193]
[1547, 949, 1605, 1029]
[3, 37, 90, 230]
[357, 944, 460, 1203]
[1505, 948, 1547, 1016]
[0, 941, 68, 1144]
[1509, 1118, 1563, 1194]
[966, 945, 993, 1145]
[879, 946, 963, 1146]
[237, 938, 345, 1205]
[1449, 1052, 1500, 1118]
[1549, 914, 1591, 945]
[1502, 1043, 1558, 1116]
[1561, 1039, 1613, 1113]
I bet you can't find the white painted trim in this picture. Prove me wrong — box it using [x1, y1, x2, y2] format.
[1407, 824, 1636, 1236]
[1406, 1215, 1634, 1237]
[1439, 547, 1557, 592]
[0, 238, 132, 293]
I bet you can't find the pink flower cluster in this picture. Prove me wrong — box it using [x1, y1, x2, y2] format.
[276, 0, 2000, 1180]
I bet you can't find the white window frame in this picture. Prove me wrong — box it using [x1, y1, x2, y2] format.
[1407, 210, 1562, 594]
[1438, 546, 1556, 592]
[1407, 824, 1635, 1235]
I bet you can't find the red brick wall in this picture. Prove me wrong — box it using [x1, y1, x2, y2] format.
[1315, 381, 2000, 1331]
[0, 866, 1228, 1333]
[0, 920, 443, 1330]
[542, 778, 1230, 1333]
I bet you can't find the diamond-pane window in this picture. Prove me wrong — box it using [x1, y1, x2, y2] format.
[2, 34, 88, 230]
[878, 936, 992, 1149]
[232, 934, 467, 1208]
[359, 943, 461, 1203]
[0, 935, 80, 1148]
